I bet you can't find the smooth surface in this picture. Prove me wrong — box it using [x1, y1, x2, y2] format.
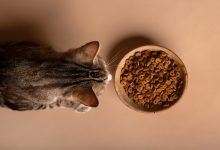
[0, 0, 220, 150]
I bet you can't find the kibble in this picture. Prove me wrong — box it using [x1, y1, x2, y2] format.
[120, 50, 184, 110]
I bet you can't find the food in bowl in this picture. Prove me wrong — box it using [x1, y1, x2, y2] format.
[120, 50, 184, 109]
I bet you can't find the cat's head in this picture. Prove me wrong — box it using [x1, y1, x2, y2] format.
[64, 41, 111, 108]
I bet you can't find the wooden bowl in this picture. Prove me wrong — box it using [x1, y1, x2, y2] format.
[114, 45, 188, 112]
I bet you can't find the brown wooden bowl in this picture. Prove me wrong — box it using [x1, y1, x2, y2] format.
[114, 45, 188, 112]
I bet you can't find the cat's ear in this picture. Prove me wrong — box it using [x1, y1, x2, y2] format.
[67, 41, 100, 65]
[66, 88, 98, 107]
[79, 41, 100, 63]
[77, 88, 99, 107]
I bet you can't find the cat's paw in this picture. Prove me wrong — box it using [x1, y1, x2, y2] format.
[75, 104, 91, 113]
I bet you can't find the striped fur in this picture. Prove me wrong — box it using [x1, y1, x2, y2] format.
[0, 41, 111, 111]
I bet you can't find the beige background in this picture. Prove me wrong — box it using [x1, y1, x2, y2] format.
[0, 0, 220, 150]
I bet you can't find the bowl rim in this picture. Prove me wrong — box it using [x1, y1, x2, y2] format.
[114, 45, 188, 113]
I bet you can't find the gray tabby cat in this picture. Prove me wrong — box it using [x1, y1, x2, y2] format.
[0, 41, 111, 112]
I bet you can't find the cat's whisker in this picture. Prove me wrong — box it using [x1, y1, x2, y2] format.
[107, 65, 117, 68]
[106, 50, 124, 65]
[107, 65, 125, 68]
[107, 54, 123, 65]
[106, 50, 122, 63]
[106, 64, 126, 70]
[107, 53, 125, 66]
[106, 57, 118, 65]
[107, 64, 122, 66]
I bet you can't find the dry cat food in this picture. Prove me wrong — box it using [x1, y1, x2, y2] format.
[120, 50, 184, 110]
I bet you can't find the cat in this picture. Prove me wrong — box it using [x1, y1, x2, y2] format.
[0, 41, 112, 112]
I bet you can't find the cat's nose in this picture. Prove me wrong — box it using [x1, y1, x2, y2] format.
[89, 70, 109, 81]
[107, 74, 112, 81]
